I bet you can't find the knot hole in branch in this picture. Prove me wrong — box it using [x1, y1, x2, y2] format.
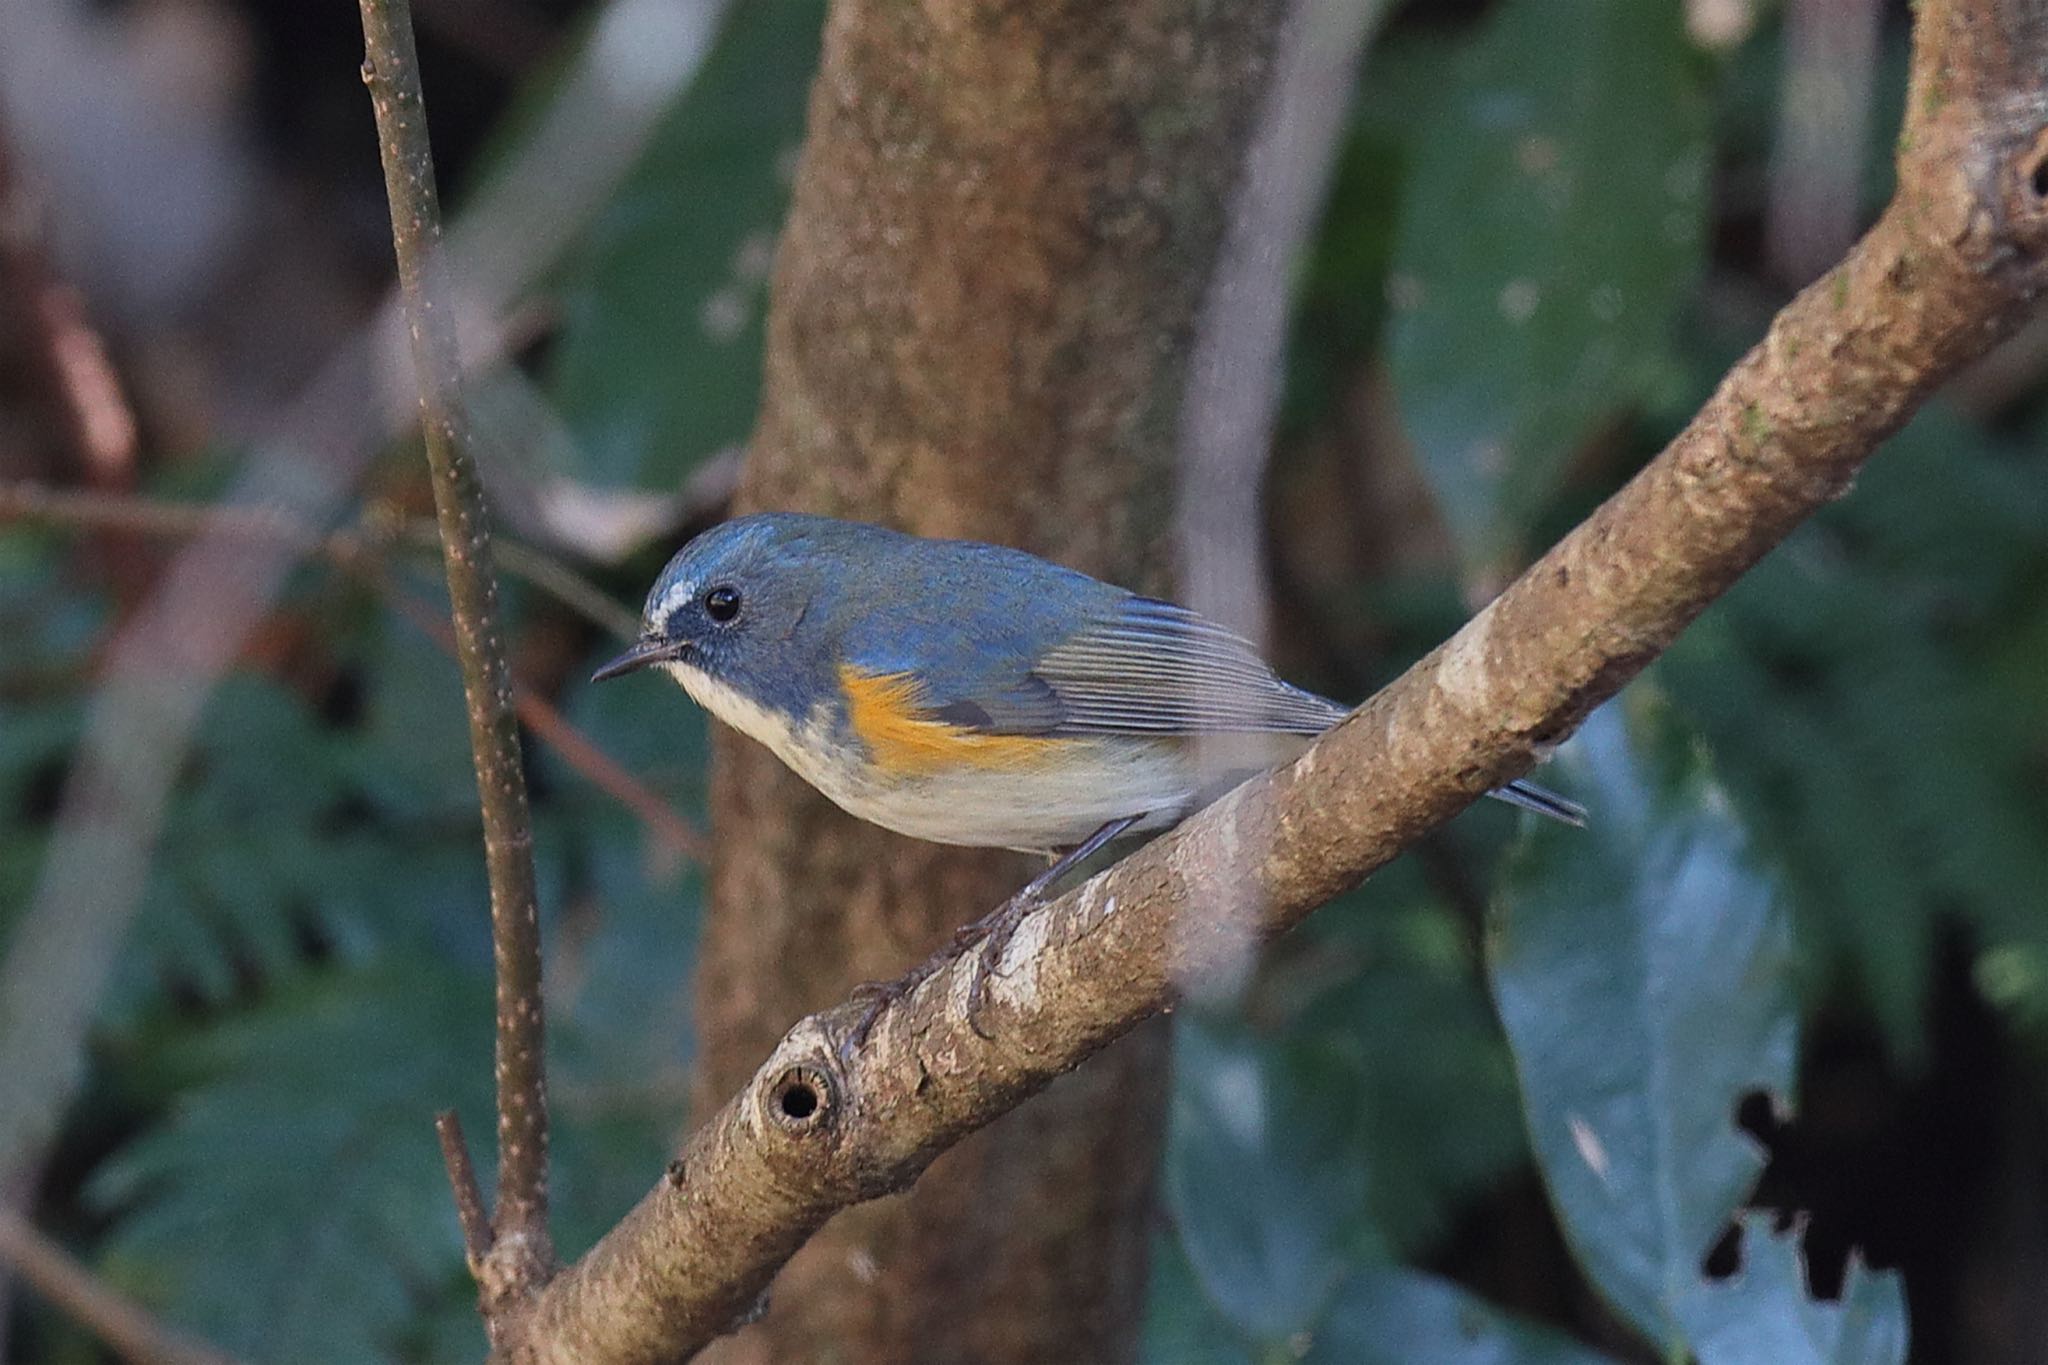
[767, 1064, 835, 1134]
[2014, 126, 2048, 227]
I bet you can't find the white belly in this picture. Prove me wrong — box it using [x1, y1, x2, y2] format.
[661, 660, 1206, 850]
[824, 739, 1198, 851]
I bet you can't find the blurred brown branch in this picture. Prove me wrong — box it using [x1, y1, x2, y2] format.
[0, 121, 138, 484]
[360, 0, 555, 1318]
[493, 0, 2048, 1358]
[0, 1209, 241, 1365]
[378, 586, 707, 864]
[0, 481, 701, 861]
[0, 479, 638, 639]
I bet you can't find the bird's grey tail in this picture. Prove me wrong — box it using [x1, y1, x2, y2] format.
[1489, 778, 1587, 827]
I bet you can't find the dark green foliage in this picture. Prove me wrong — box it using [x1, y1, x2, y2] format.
[547, 0, 827, 491]
[1163, 1017, 1379, 1343]
[0, 543, 100, 938]
[1141, 1238, 1616, 1365]
[1287, 872, 1531, 1254]
[1140, 1234, 1260, 1365]
[1383, 0, 1710, 579]
[1308, 1267, 1618, 1365]
[89, 962, 493, 1361]
[1663, 409, 2048, 1056]
[1680, 1216, 1909, 1365]
[1156, 872, 1539, 1352]
[46, 641, 701, 1357]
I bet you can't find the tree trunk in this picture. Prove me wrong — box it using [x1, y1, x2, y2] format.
[691, 2, 1284, 1360]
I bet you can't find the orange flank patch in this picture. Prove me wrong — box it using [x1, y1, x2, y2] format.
[836, 665, 1061, 776]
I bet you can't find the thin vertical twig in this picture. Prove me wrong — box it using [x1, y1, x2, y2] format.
[436, 1111, 495, 1271]
[356, 0, 553, 1305]
[0, 1209, 243, 1365]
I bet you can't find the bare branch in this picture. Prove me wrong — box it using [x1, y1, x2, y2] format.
[499, 0, 2048, 1357]
[0, 479, 637, 640]
[0, 1208, 242, 1365]
[357, 0, 553, 1305]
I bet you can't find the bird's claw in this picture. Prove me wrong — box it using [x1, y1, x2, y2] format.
[835, 887, 1044, 1059]
[839, 976, 908, 1062]
[959, 889, 1039, 1040]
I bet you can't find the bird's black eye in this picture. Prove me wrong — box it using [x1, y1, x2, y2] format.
[704, 586, 741, 623]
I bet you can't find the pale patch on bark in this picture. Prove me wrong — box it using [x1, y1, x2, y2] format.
[1433, 601, 1501, 715]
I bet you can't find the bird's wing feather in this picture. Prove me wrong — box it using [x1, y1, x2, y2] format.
[971, 597, 1347, 738]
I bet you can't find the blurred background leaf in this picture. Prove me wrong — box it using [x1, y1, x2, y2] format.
[1489, 689, 1843, 1357]
[1309, 1267, 1620, 1365]
[1662, 405, 2048, 1058]
[88, 961, 491, 1362]
[1163, 1015, 1378, 1346]
[546, 0, 825, 493]
[1383, 0, 1710, 584]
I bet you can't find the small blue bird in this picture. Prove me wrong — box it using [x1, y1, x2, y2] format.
[595, 513, 1581, 1031]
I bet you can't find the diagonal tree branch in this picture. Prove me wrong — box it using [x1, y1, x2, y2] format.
[495, 0, 2048, 1359]
[357, 0, 554, 1315]
[0, 1209, 242, 1365]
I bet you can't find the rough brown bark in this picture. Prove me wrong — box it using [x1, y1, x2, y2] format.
[493, 1, 2048, 1359]
[689, 2, 1285, 1361]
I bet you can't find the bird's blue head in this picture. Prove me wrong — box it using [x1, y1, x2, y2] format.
[590, 513, 866, 726]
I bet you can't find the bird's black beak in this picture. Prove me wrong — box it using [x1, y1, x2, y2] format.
[591, 636, 686, 683]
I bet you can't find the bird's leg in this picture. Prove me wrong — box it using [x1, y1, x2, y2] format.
[961, 814, 1141, 1037]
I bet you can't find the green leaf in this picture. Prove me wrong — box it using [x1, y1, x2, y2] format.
[1140, 1232, 1259, 1365]
[1291, 876, 1528, 1253]
[1308, 1267, 1617, 1364]
[1676, 1216, 1908, 1365]
[1163, 1016, 1377, 1345]
[1488, 689, 1798, 1352]
[548, 0, 826, 490]
[90, 961, 491, 1363]
[1385, 0, 1709, 578]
